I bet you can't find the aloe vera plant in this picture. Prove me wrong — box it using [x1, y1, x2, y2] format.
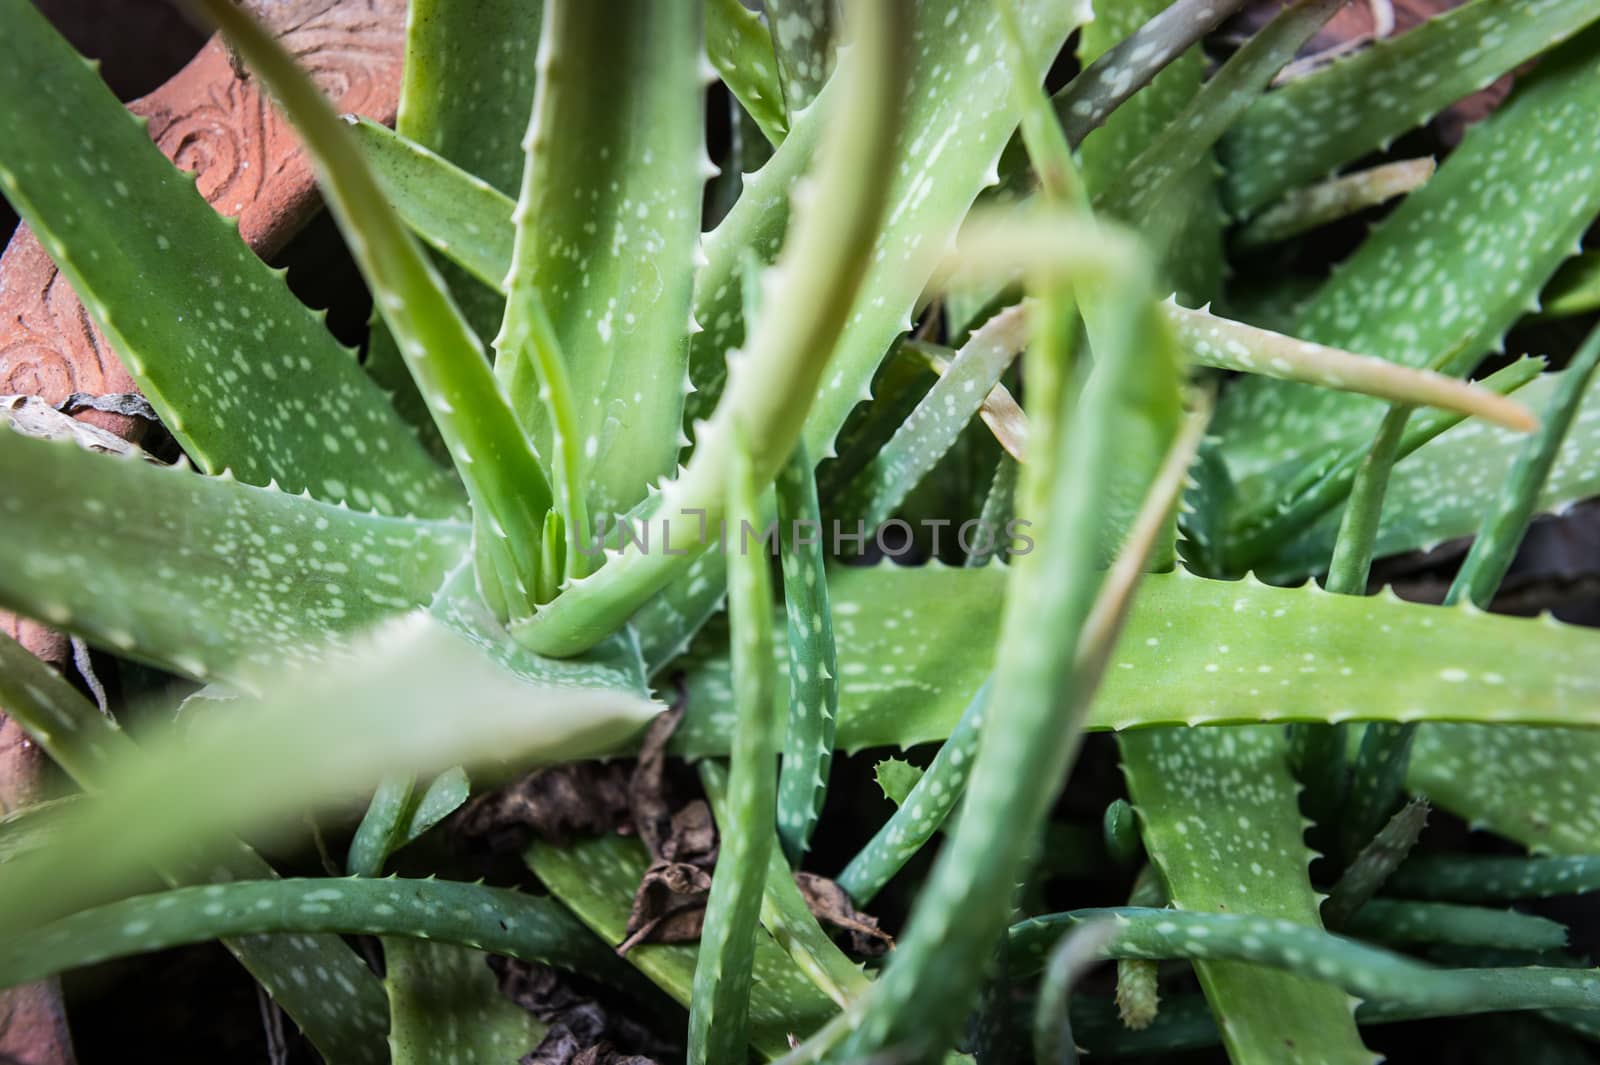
[5, 0, 1600, 1061]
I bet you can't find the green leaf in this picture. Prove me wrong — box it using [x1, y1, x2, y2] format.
[193, 0, 557, 622]
[1118, 727, 1374, 1063]
[702, 762, 870, 1008]
[1215, 25, 1600, 504]
[0, 876, 627, 991]
[386, 939, 546, 1065]
[513, 0, 913, 657]
[1407, 724, 1600, 854]
[0, 426, 467, 682]
[1387, 853, 1600, 901]
[527, 834, 839, 1060]
[0, 611, 659, 934]
[0, 0, 462, 518]
[0, 630, 392, 1065]
[835, 305, 1028, 529]
[498, 0, 706, 521]
[707, 0, 789, 145]
[352, 120, 516, 292]
[348, 767, 471, 880]
[1235, 158, 1436, 249]
[1346, 900, 1568, 952]
[767, 0, 836, 116]
[874, 758, 924, 807]
[1540, 251, 1600, 318]
[1222, 0, 1600, 215]
[775, 444, 840, 864]
[363, 0, 542, 459]
[1098, 0, 1343, 226]
[1009, 905, 1600, 1016]
[688, 427, 780, 1065]
[675, 564, 1600, 757]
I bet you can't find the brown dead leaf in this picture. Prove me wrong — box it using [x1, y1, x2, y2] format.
[618, 800, 719, 952]
[453, 762, 631, 852]
[490, 958, 666, 1065]
[794, 872, 895, 957]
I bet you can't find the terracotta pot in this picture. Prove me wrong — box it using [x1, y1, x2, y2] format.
[0, 2, 406, 1061]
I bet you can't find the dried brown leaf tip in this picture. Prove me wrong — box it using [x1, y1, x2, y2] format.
[618, 799, 718, 952]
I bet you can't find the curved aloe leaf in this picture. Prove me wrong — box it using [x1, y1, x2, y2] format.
[498, 0, 706, 520]
[0, 427, 467, 682]
[528, 834, 839, 1060]
[1388, 854, 1600, 901]
[0, 611, 659, 935]
[192, 0, 556, 622]
[0, 0, 462, 518]
[0, 876, 624, 991]
[1119, 727, 1373, 1063]
[1009, 907, 1600, 1015]
[1222, 0, 1600, 215]
[0, 631, 392, 1064]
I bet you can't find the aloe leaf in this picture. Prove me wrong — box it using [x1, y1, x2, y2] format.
[1009, 906, 1600, 1016]
[349, 767, 471, 881]
[528, 834, 839, 1059]
[835, 683, 987, 906]
[1323, 799, 1429, 929]
[0, 876, 625, 991]
[687, 0, 1090, 441]
[702, 762, 869, 1008]
[1216, 25, 1600, 503]
[967, 454, 1020, 567]
[1118, 727, 1373, 1063]
[836, 305, 1029, 529]
[386, 939, 546, 1065]
[774, 444, 840, 864]
[0, 427, 467, 682]
[0, 0, 462, 518]
[1055, 0, 1251, 150]
[767, 0, 835, 116]
[352, 120, 516, 291]
[1031, 920, 1119, 1065]
[1171, 303, 1534, 429]
[1228, 358, 1547, 577]
[1388, 854, 1600, 901]
[192, 0, 557, 622]
[0, 630, 392, 1064]
[707, 0, 789, 145]
[1070, 0, 1226, 308]
[829, 219, 1176, 1059]
[513, 0, 911, 657]
[688, 431, 780, 1065]
[1346, 900, 1568, 952]
[498, 1, 705, 521]
[1407, 724, 1600, 855]
[1451, 322, 1600, 606]
[363, 0, 542, 456]
[1222, 0, 1600, 216]
[0, 611, 659, 934]
[1235, 158, 1436, 249]
[1540, 252, 1600, 319]
[349, 774, 419, 879]
[1099, 0, 1344, 225]
[675, 562, 1600, 758]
